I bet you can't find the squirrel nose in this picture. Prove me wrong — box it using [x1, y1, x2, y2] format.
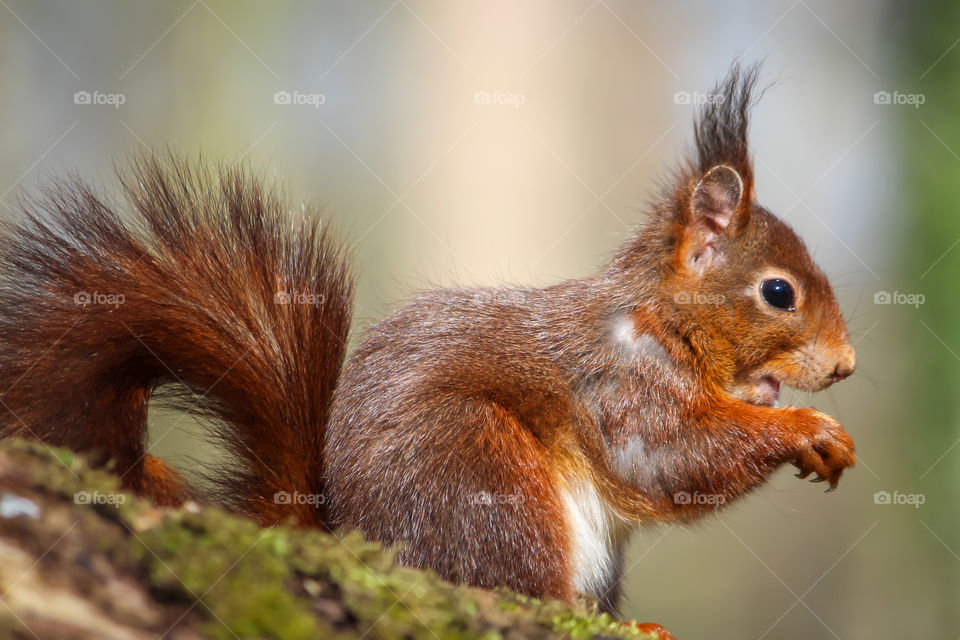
[831, 346, 857, 382]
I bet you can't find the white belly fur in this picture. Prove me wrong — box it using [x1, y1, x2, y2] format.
[560, 476, 633, 599]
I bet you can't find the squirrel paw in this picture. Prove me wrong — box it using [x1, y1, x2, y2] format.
[789, 409, 855, 491]
[623, 622, 678, 639]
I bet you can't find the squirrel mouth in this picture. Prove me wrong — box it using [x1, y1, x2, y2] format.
[753, 376, 781, 407]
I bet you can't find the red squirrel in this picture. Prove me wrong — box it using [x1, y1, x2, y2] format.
[0, 64, 854, 617]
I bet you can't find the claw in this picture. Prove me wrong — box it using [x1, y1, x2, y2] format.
[827, 472, 843, 492]
[795, 469, 812, 479]
[810, 475, 827, 483]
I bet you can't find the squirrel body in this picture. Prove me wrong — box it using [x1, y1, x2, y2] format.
[0, 65, 855, 615]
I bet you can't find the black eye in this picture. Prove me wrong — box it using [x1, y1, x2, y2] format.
[760, 278, 795, 311]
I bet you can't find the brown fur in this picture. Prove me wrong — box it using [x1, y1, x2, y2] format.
[0, 157, 353, 527]
[0, 64, 854, 616]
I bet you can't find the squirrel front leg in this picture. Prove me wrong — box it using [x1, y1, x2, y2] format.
[620, 398, 855, 519]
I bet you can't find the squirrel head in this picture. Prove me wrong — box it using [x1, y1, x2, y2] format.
[616, 64, 855, 407]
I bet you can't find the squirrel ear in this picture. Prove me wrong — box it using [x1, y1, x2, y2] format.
[691, 165, 744, 231]
[680, 165, 746, 276]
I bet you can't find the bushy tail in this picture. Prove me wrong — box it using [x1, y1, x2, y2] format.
[0, 155, 353, 526]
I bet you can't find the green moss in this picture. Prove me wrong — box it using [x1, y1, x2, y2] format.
[2, 438, 664, 639]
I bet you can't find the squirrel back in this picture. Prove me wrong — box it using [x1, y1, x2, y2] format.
[0, 156, 353, 525]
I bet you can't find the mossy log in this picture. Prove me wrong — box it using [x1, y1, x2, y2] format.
[0, 440, 662, 640]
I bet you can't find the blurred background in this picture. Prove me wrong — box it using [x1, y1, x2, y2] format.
[0, 1, 956, 638]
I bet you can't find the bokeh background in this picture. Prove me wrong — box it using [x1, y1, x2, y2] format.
[0, 1, 956, 638]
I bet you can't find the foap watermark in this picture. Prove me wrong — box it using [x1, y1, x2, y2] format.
[74, 291, 125, 308]
[467, 491, 523, 506]
[674, 491, 725, 506]
[73, 90, 126, 108]
[473, 90, 526, 108]
[472, 290, 528, 305]
[674, 291, 725, 306]
[273, 490, 326, 506]
[874, 290, 925, 308]
[275, 291, 325, 306]
[673, 90, 725, 106]
[873, 90, 925, 108]
[874, 490, 925, 508]
[273, 90, 326, 108]
[74, 490, 125, 506]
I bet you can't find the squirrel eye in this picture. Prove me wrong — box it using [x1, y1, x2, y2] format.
[760, 278, 795, 311]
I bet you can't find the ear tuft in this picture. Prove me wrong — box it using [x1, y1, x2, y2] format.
[694, 62, 761, 179]
[691, 165, 743, 231]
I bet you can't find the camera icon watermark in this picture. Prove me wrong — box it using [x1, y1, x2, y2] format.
[74, 291, 125, 308]
[74, 490, 126, 506]
[674, 291, 725, 306]
[873, 290, 925, 308]
[273, 490, 325, 505]
[274, 290, 325, 306]
[466, 491, 523, 506]
[273, 90, 325, 108]
[73, 90, 126, 109]
[873, 90, 925, 108]
[873, 490, 925, 508]
[472, 290, 528, 305]
[673, 491, 725, 506]
[673, 91, 725, 106]
[473, 90, 526, 108]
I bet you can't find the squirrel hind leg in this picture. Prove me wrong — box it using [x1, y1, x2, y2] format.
[328, 397, 579, 603]
[128, 454, 191, 506]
